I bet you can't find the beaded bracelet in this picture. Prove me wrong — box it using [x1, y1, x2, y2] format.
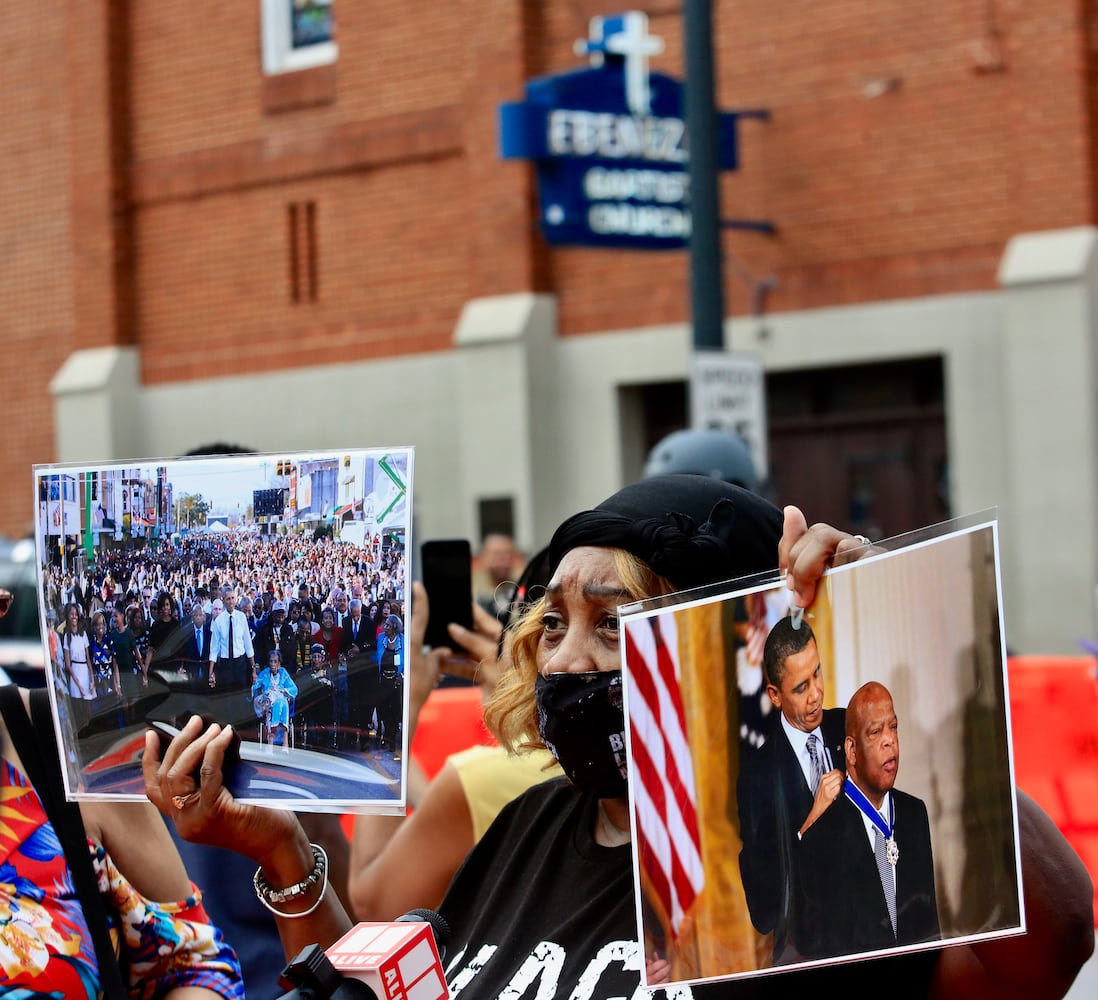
[253, 843, 329, 918]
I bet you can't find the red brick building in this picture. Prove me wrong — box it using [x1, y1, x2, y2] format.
[3, 2, 1097, 652]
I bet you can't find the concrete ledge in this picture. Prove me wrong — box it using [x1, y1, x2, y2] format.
[51, 347, 141, 462]
[998, 226, 1098, 287]
[50, 346, 139, 396]
[454, 293, 555, 346]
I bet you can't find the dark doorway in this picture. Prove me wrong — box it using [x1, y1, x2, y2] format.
[766, 357, 949, 539]
[631, 357, 949, 540]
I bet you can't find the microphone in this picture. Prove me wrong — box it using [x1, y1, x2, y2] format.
[394, 908, 450, 961]
[278, 910, 451, 1000]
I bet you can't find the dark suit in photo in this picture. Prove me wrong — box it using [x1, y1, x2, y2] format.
[179, 621, 213, 690]
[341, 614, 378, 745]
[736, 706, 847, 960]
[797, 787, 941, 960]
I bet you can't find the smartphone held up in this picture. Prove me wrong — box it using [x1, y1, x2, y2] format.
[420, 539, 474, 649]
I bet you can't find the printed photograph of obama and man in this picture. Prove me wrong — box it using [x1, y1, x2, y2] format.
[623, 520, 1022, 986]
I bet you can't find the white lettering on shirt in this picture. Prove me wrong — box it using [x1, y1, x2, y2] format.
[447, 944, 497, 996]
[500, 941, 565, 999]
[446, 937, 697, 1000]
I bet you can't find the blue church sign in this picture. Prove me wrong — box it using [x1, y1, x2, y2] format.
[499, 11, 768, 250]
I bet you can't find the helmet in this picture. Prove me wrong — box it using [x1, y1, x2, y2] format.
[642, 428, 758, 493]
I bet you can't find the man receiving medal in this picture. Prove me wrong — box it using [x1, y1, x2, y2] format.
[797, 681, 941, 959]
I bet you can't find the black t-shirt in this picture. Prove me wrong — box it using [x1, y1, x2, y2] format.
[439, 776, 938, 1000]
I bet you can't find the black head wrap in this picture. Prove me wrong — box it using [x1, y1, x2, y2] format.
[548, 474, 783, 591]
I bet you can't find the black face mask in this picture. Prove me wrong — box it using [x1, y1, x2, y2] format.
[535, 671, 628, 798]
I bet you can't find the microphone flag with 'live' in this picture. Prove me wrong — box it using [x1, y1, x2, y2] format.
[325, 921, 449, 1000]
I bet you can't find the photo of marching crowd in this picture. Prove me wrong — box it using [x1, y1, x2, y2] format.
[32, 448, 413, 807]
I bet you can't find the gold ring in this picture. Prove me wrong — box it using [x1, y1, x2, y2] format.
[171, 791, 200, 810]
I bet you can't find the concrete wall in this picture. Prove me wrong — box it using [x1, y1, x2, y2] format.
[52, 228, 1098, 654]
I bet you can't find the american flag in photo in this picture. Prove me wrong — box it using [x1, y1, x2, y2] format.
[624, 613, 704, 936]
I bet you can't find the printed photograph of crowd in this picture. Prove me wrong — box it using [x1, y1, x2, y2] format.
[33, 449, 413, 806]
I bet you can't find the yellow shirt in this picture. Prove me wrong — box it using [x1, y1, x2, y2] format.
[448, 745, 563, 841]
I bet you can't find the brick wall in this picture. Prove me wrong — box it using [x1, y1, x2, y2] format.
[552, 0, 1093, 331]
[1, 4, 75, 537]
[1, 0, 1095, 538]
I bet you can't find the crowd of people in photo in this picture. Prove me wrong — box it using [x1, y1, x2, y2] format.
[41, 527, 407, 751]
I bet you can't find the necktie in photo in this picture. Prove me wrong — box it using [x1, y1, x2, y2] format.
[196, 627, 202, 656]
[806, 732, 824, 793]
[228, 615, 235, 658]
[875, 826, 898, 934]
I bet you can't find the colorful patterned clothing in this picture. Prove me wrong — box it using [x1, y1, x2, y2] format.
[0, 758, 243, 999]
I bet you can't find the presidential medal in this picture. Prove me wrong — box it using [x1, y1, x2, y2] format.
[843, 776, 900, 867]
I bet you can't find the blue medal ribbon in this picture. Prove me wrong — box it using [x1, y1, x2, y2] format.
[843, 777, 899, 865]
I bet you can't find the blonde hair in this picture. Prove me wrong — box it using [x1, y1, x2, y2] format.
[484, 548, 675, 752]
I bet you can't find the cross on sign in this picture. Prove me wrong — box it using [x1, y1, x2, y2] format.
[574, 11, 666, 116]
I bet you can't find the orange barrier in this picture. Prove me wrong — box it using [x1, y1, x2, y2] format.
[1008, 656, 1098, 926]
[339, 660, 1098, 930]
[411, 686, 494, 779]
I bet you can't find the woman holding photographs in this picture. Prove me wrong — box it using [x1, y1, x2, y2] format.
[143, 476, 1094, 1000]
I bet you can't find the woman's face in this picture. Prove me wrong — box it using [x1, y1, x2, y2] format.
[94, 615, 106, 638]
[66, 605, 79, 628]
[158, 597, 173, 621]
[536, 547, 630, 678]
[322, 611, 334, 629]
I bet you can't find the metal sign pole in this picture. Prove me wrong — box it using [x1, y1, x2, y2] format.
[684, 0, 725, 352]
